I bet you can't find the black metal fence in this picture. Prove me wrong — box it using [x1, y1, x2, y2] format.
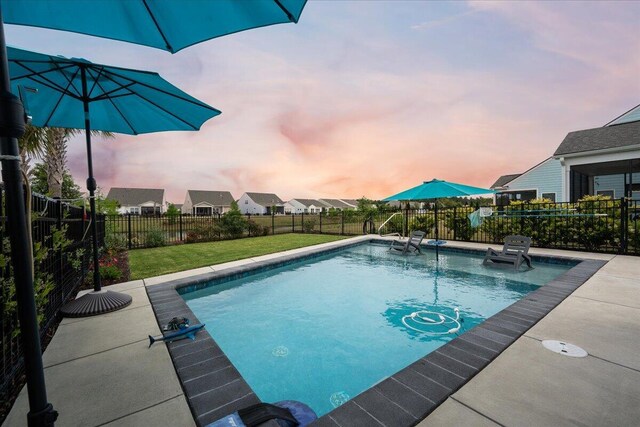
[106, 199, 640, 255]
[1, 190, 102, 414]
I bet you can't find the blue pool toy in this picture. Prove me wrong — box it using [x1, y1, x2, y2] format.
[207, 401, 317, 427]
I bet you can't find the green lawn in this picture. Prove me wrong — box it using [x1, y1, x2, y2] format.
[128, 234, 348, 280]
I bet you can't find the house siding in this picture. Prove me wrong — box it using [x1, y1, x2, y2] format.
[238, 193, 267, 215]
[594, 172, 640, 199]
[500, 158, 563, 201]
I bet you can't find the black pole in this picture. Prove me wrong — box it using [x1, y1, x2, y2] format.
[435, 199, 439, 260]
[80, 67, 101, 291]
[0, 9, 57, 426]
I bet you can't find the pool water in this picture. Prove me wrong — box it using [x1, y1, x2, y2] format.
[184, 244, 571, 417]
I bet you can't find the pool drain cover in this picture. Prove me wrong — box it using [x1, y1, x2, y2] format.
[542, 340, 588, 358]
[272, 346, 289, 357]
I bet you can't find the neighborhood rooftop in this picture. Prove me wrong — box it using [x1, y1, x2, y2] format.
[187, 190, 234, 206]
[106, 187, 164, 205]
[490, 173, 522, 189]
[289, 198, 325, 207]
[245, 192, 284, 205]
[554, 120, 640, 156]
[319, 199, 355, 209]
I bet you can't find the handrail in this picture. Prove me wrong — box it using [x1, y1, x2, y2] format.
[378, 212, 403, 237]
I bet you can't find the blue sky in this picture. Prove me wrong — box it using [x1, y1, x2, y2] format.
[6, 1, 640, 202]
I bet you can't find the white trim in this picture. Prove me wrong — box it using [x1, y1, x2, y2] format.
[554, 144, 640, 159]
[596, 189, 615, 198]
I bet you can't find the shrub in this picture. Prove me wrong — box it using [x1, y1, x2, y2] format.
[409, 214, 434, 234]
[303, 219, 316, 233]
[100, 265, 122, 281]
[105, 233, 127, 252]
[220, 202, 247, 238]
[247, 220, 269, 237]
[144, 227, 166, 247]
[166, 203, 180, 225]
[185, 223, 221, 243]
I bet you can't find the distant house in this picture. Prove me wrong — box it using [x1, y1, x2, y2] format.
[107, 187, 165, 215]
[182, 190, 235, 216]
[238, 192, 285, 215]
[491, 107, 640, 203]
[284, 199, 326, 214]
[318, 199, 357, 211]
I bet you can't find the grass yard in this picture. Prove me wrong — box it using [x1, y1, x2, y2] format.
[128, 233, 348, 280]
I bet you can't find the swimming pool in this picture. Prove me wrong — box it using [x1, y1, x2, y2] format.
[182, 243, 572, 417]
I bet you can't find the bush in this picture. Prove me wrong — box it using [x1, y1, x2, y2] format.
[220, 202, 247, 238]
[409, 214, 434, 234]
[144, 227, 166, 247]
[100, 265, 122, 281]
[185, 223, 221, 243]
[303, 219, 316, 233]
[105, 233, 127, 252]
[247, 220, 269, 237]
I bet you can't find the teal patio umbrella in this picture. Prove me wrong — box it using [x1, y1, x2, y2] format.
[2, 0, 307, 53]
[0, 2, 306, 424]
[9, 45, 221, 317]
[383, 179, 494, 257]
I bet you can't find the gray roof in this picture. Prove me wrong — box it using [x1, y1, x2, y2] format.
[491, 174, 521, 189]
[289, 198, 324, 208]
[341, 199, 359, 207]
[319, 199, 354, 209]
[107, 187, 164, 206]
[554, 121, 640, 156]
[188, 190, 234, 206]
[246, 192, 284, 206]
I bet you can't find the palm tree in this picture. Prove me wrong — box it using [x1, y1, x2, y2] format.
[19, 125, 112, 199]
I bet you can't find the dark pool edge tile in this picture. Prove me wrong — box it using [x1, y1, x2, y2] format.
[145, 240, 605, 427]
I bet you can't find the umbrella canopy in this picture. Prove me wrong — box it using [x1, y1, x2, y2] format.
[8, 45, 220, 315]
[3, 0, 307, 53]
[383, 179, 494, 201]
[8, 46, 220, 132]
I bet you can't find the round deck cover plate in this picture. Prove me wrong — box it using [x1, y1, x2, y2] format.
[542, 340, 588, 357]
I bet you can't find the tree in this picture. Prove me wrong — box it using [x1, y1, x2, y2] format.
[220, 201, 247, 238]
[30, 163, 82, 200]
[166, 203, 180, 224]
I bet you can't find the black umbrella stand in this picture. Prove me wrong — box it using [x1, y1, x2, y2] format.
[0, 10, 58, 426]
[60, 67, 131, 317]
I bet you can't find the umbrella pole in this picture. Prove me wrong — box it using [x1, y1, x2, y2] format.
[0, 10, 57, 427]
[81, 68, 101, 291]
[435, 200, 439, 260]
[59, 69, 131, 317]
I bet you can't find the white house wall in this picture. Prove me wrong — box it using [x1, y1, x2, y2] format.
[501, 158, 564, 201]
[238, 193, 267, 215]
[182, 193, 193, 214]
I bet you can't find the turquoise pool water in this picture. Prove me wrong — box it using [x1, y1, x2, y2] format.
[184, 244, 571, 417]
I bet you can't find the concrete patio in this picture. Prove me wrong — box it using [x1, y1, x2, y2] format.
[5, 236, 640, 426]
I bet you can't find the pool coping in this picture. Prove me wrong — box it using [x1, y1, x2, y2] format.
[145, 239, 607, 426]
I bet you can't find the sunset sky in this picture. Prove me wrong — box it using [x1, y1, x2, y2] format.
[6, 1, 640, 203]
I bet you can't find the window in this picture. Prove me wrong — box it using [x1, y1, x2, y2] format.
[245, 199, 248, 204]
[597, 190, 614, 198]
[541, 193, 556, 202]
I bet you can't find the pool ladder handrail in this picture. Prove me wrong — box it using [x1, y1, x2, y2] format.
[378, 212, 403, 238]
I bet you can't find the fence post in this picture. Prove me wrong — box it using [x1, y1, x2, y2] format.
[291, 213, 294, 232]
[520, 203, 525, 234]
[319, 211, 322, 233]
[453, 207, 457, 241]
[55, 199, 63, 294]
[341, 210, 345, 235]
[404, 207, 409, 237]
[127, 213, 132, 250]
[624, 197, 629, 254]
[272, 211, 275, 235]
[301, 212, 304, 233]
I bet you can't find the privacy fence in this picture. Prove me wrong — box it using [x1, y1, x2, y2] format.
[106, 198, 640, 255]
[1, 190, 103, 416]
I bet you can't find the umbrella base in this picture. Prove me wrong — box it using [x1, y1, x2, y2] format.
[60, 290, 132, 318]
